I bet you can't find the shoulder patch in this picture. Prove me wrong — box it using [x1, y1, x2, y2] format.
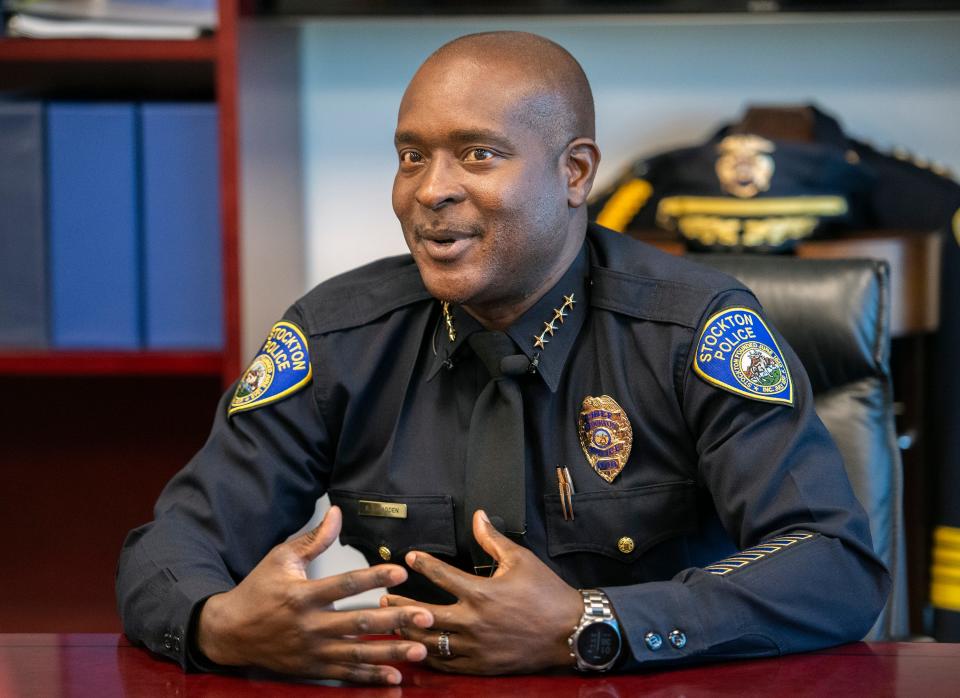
[693, 307, 793, 406]
[229, 321, 312, 417]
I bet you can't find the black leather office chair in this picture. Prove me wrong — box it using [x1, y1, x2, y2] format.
[693, 255, 908, 641]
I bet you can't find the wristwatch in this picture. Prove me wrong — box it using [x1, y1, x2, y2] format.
[568, 588, 622, 671]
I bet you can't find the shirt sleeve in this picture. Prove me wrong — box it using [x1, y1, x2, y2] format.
[115, 304, 334, 670]
[602, 289, 891, 669]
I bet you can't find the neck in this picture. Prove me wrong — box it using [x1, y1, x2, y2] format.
[463, 225, 585, 331]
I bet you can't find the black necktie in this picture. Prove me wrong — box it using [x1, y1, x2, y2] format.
[464, 331, 528, 573]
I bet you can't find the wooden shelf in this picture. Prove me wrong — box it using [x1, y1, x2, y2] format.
[0, 350, 224, 376]
[0, 37, 217, 62]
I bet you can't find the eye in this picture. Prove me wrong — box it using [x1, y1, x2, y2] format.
[399, 150, 424, 165]
[464, 147, 495, 162]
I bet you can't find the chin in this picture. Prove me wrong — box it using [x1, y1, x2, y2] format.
[415, 264, 475, 304]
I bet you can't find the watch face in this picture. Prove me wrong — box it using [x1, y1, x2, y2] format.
[576, 621, 621, 666]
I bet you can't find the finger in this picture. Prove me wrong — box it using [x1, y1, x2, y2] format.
[304, 564, 408, 605]
[423, 654, 473, 674]
[405, 550, 476, 596]
[320, 605, 433, 637]
[289, 506, 342, 561]
[380, 594, 465, 631]
[317, 638, 427, 665]
[473, 509, 520, 569]
[395, 627, 472, 660]
[309, 660, 404, 685]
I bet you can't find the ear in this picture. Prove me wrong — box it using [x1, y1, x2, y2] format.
[563, 137, 601, 209]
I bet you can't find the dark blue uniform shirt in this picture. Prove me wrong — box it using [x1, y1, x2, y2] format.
[117, 224, 889, 671]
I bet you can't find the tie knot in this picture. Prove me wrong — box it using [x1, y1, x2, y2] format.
[468, 331, 528, 378]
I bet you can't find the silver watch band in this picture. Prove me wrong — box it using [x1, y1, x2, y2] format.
[581, 589, 614, 620]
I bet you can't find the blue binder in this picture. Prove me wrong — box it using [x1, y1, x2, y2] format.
[47, 103, 140, 349]
[141, 103, 223, 349]
[0, 101, 47, 348]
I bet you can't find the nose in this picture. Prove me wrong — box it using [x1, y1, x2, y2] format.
[415, 154, 464, 210]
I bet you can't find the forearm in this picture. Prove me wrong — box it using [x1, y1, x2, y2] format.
[603, 531, 890, 670]
[116, 518, 236, 670]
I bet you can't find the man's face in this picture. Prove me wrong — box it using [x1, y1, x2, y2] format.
[392, 57, 571, 311]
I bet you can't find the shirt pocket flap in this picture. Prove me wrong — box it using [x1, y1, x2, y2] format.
[545, 481, 697, 562]
[328, 490, 457, 560]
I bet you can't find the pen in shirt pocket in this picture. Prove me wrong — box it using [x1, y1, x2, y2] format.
[556, 465, 576, 521]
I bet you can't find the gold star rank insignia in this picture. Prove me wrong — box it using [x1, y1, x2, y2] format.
[532, 291, 577, 353]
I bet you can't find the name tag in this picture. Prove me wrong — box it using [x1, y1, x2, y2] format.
[358, 500, 407, 519]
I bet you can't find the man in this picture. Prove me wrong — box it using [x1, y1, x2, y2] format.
[117, 32, 889, 684]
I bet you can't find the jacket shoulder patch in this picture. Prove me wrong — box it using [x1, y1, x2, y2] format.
[229, 321, 312, 417]
[693, 307, 793, 406]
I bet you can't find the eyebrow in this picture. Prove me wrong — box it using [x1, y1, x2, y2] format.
[394, 128, 516, 151]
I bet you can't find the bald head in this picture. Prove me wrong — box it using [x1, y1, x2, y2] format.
[411, 31, 595, 154]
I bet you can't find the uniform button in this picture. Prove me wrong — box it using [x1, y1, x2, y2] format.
[617, 536, 635, 554]
[162, 633, 172, 650]
[668, 629, 687, 649]
[644, 632, 663, 651]
[378, 546, 392, 561]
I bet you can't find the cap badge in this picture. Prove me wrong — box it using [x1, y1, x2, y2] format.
[578, 395, 633, 483]
[715, 134, 775, 199]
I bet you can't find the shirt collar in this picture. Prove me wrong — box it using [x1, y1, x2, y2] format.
[425, 241, 590, 393]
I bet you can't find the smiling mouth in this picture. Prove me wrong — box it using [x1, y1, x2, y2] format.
[415, 226, 480, 262]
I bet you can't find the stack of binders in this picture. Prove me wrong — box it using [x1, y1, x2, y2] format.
[0, 100, 223, 351]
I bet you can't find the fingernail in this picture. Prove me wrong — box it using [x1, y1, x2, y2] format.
[379, 595, 389, 607]
[415, 612, 432, 627]
[388, 671, 402, 685]
[406, 551, 417, 566]
[407, 645, 427, 661]
[479, 509, 490, 524]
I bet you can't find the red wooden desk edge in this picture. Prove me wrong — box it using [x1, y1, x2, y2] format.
[2, 634, 957, 657]
[3, 635, 960, 698]
[2, 633, 958, 660]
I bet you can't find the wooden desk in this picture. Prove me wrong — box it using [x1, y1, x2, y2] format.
[1, 635, 958, 697]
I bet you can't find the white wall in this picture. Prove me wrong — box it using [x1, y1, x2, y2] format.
[240, 13, 960, 605]
[238, 21, 306, 360]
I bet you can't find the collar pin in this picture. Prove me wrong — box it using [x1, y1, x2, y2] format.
[533, 292, 575, 352]
[441, 301, 456, 342]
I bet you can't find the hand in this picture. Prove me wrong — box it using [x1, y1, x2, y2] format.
[196, 506, 433, 684]
[382, 509, 583, 675]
